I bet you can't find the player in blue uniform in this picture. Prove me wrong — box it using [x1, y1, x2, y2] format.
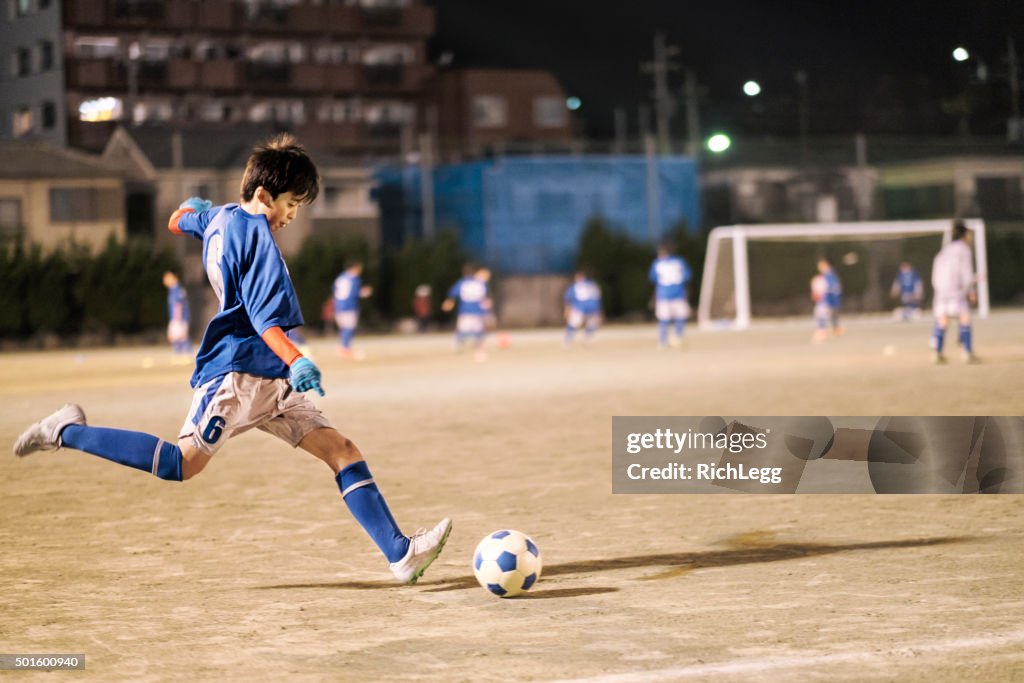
[890, 261, 923, 322]
[13, 135, 451, 585]
[649, 245, 691, 349]
[333, 261, 372, 360]
[163, 271, 191, 358]
[442, 265, 492, 361]
[812, 258, 843, 342]
[563, 271, 602, 347]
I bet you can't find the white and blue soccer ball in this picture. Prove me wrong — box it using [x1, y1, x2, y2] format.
[472, 530, 542, 598]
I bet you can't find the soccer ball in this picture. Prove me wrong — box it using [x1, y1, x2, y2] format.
[472, 530, 542, 597]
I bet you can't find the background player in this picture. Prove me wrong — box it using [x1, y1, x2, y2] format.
[930, 221, 978, 364]
[890, 261, 924, 321]
[162, 270, 191, 359]
[13, 135, 450, 585]
[815, 258, 844, 339]
[563, 270, 602, 347]
[442, 264, 492, 361]
[649, 244, 691, 349]
[333, 261, 373, 360]
[810, 271, 831, 343]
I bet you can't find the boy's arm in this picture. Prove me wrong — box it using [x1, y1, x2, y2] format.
[261, 326, 324, 396]
[168, 197, 214, 238]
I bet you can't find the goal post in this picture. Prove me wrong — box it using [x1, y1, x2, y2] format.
[697, 219, 989, 331]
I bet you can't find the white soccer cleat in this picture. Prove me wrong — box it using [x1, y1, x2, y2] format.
[389, 517, 453, 585]
[931, 350, 947, 365]
[961, 350, 980, 364]
[13, 404, 86, 457]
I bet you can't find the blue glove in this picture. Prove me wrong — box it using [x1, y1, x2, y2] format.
[289, 357, 324, 396]
[179, 197, 213, 213]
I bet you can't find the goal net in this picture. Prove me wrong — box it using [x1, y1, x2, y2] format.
[697, 219, 989, 330]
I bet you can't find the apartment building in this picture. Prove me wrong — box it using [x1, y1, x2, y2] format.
[2, 0, 435, 152]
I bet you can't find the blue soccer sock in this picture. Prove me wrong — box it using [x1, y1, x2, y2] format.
[564, 325, 576, 345]
[933, 323, 946, 352]
[336, 461, 409, 563]
[60, 425, 182, 481]
[674, 318, 686, 339]
[658, 321, 670, 346]
[340, 327, 355, 349]
[959, 324, 972, 352]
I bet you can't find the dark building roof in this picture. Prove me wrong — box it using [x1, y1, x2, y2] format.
[115, 125, 372, 170]
[0, 141, 129, 179]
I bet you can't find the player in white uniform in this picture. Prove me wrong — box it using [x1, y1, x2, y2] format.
[930, 221, 977, 364]
[13, 135, 451, 584]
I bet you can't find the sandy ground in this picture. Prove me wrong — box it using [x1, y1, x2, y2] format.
[1, 311, 1023, 682]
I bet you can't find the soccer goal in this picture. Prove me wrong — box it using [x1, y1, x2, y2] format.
[697, 219, 989, 330]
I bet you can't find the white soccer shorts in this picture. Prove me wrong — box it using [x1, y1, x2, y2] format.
[456, 313, 486, 335]
[933, 294, 969, 319]
[567, 309, 600, 329]
[655, 298, 690, 322]
[334, 310, 359, 330]
[167, 319, 189, 343]
[180, 372, 332, 455]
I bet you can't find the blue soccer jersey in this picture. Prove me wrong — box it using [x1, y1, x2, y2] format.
[176, 204, 304, 388]
[823, 270, 842, 309]
[895, 269, 922, 297]
[649, 256, 690, 300]
[333, 272, 361, 312]
[448, 277, 489, 315]
[167, 283, 190, 322]
[565, 279, 602, 314]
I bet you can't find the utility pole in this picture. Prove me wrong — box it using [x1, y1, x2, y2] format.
[641, 32, 678, 155]
[1008, 36, 1021, 141]
[682, 68, 700, 158]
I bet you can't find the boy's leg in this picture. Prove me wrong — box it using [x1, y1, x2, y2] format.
[298, 427, 451, 584]
[13, 404, 209, 481]
[958, 311, 975, 359]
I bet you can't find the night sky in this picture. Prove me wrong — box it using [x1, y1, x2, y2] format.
[427, 0, 1024, 139]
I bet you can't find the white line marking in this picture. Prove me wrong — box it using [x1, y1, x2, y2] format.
[548, 629, 1024, 682]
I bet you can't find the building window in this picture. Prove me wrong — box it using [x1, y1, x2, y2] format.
[533, 96, 567, 129]
[79, 96, 123, 122]
[74, 37, 119, 59]
[0, 199, 22, 240]
[15, 47, 31, 76]
[472, 95, 508, 129]
[14, 0, 33, 18]
[39, 0, 50, 8]
[38, 40, 54, 71]
[13, 106, 33, 136]
[41, 101, 56, 129]
[50, 188, 119, 222]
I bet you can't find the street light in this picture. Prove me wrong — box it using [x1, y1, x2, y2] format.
[953, 46, 969, 62]
[742, 80, 761, 97]
[706, 133, 731, 153]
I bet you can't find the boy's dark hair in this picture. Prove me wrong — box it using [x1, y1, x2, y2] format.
[952, 220, 969, 241]
[240, 134, 320, 204]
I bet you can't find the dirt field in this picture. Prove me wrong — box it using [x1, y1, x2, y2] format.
[2, 311, 1023, 681]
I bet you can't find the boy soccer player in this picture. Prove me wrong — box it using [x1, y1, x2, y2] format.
[890, 261, 923, 321]
[563, 271, 602, 347]
[332, 261, 372, 360]
[163, 270, 192, 358]
[811, 258, 843, 341]
[13, 135, 451, 585]
[442, 264, 492, 361]
[930, 221, 978, 364]
[649, 245, 691, 349]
